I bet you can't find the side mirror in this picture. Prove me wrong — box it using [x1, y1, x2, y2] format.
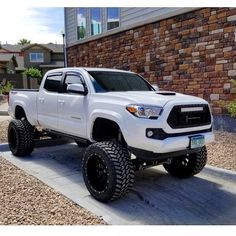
[152, 84, 159, 91]
[67, 84, 87, 95]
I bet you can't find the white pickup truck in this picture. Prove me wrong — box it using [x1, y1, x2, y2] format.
[8, 67, 214, 202]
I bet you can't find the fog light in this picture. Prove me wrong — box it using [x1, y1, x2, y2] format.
[147, 130, 154, 137]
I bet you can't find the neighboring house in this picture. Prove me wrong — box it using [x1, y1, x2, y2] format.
[0, 43, 64, 89]
[0, 54, 18, 74]
[0, 50, 25, 89]
[21, 43, 64, 75]
[64, 7, 236, 114]
[0, 43, 64, 75]
[0, 46, 24, 74]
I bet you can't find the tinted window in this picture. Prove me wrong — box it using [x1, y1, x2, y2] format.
[64, 74, 83, 92]
[88, 71, 153, 92]
[44, 74, 62, 92]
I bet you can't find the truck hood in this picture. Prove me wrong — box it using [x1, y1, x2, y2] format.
[93, 91, 207, 107]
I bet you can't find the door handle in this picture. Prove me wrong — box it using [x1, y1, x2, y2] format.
[58, 99, 65, 104]
[38, 97, 44, 103]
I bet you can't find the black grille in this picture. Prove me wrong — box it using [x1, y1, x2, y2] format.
[167, 104, 211, 129]
[146, 127, 212, 140]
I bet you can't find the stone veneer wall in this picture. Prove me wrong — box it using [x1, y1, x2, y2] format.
[67, 8, 236, 114]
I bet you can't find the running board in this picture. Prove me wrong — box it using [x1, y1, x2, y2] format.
[45, 129, 91, 145]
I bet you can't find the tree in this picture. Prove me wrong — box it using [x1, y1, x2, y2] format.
[17, 38, 31, 45]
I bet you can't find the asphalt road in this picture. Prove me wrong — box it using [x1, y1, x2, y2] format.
[1, 142, 236, 225]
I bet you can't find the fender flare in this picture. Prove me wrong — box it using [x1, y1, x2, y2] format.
[88, 109, 129, 142]
[13, 101, 38, 125]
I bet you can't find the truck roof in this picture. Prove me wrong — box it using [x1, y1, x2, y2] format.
[46, 67, 135, 74]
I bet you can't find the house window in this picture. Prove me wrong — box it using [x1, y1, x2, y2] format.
[107, 8, 120, 30]
[77, 8, 86, 40]
[91, 8, 101, 36]
[30, 53, 44, 62]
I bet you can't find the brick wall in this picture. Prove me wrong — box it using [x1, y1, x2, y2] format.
[67, 8, 236, 114]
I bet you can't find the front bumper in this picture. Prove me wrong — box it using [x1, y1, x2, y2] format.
[122, 114, 214, 154]
[127, 130, 214, 153]
[121, 100, 214, 154]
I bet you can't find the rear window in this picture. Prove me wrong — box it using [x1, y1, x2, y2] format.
[88, 71, 153, 92]
[44, 74, 62, 93]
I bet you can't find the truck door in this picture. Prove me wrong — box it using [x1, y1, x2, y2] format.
[37, 72, 62, 130]
[57, 72, 88, 138]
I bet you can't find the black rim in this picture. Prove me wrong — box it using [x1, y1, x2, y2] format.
[86, 154, 108, 192]
[181, 157, 190, 167]
[9, 127, 17, 150]
[177, 154, 194, 168]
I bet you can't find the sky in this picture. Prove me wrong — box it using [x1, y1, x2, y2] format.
[0, 7, 64, 45]
[0, 0, 233, 46]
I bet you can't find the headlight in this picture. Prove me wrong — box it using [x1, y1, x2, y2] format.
[126, 104, 162, 119]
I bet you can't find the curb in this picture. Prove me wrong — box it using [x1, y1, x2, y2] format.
[0, 111, 8, 116]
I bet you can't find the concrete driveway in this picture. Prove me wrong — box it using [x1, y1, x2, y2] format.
[1, 142, 236, 225]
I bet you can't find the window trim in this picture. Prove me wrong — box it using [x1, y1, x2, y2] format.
[106, 8, 120, 32]
[29, 52, 44, 63]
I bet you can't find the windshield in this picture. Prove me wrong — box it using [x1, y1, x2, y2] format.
[88, 71, 154, 92]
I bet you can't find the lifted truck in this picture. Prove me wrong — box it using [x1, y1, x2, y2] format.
[8, 67, 214, 202]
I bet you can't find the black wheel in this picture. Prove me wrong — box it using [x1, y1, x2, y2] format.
[163, 146, 207, 178]
[75, 140, 89, 147]
[82, 141, 134, 202]
[8, 119, 35, 157]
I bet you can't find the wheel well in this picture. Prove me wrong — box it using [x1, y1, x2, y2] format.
[92, 118, 125, 143]
[15, 106, 26, 120]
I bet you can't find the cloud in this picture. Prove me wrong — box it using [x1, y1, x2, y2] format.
[107, 18, 119, 22]
[77, 13, 86, 26]
[0, 6, 63, 44]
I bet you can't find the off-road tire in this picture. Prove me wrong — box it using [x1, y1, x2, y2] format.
[82, 141, 134, 202]
[163, 146, 207, 178]
[8, 119, 34, 156]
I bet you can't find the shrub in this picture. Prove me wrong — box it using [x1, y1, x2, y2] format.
[1, 81, 14, 94]
[218, 80, 236, 118]
[227, 100, 236, 118]
[23, 67, 42, 84]
[227, 80, 236, 118]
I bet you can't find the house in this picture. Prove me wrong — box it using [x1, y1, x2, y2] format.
[0, 43, 64, 89]
[0, 43, 64, 75]
[0, 45, 23, 74]
[0, 51, 25, 89]
[64, 7, 236, 114]
[20, 43, 64, 75]
[0, 54, 18, 74]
